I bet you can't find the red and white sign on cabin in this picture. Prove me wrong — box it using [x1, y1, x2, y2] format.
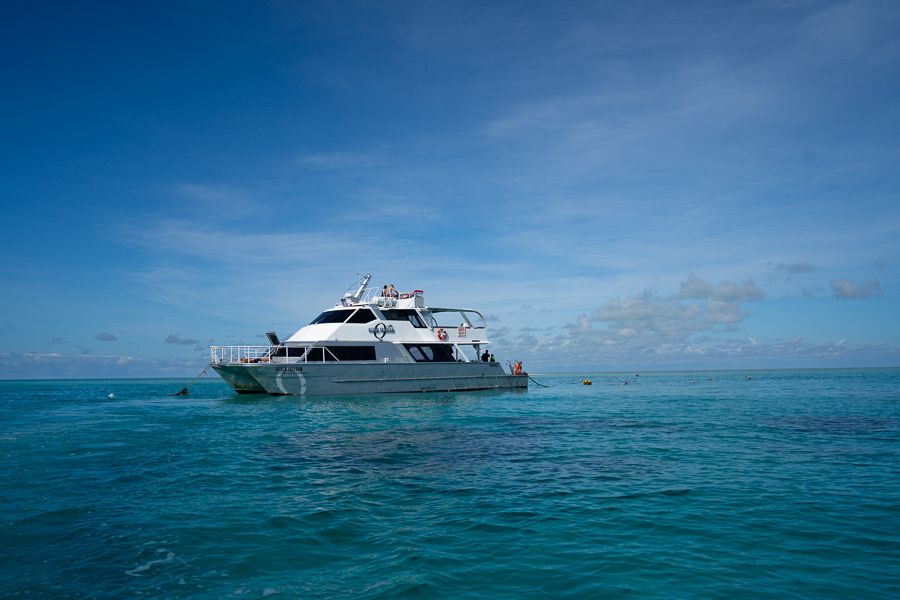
[457, 326, 467, 338]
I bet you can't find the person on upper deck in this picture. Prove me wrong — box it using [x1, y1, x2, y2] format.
[481, 350, 490, 362]
[381, 285, 389, 297]
[388, 284, 399, 298]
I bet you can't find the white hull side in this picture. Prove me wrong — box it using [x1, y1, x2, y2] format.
[211, 364, 268, 394]
[214, 362, 527, 396]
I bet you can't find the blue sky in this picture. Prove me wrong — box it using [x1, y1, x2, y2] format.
[2, 0, 899, 378]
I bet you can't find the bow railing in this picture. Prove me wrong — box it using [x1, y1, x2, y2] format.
[210, 345, 272, 365]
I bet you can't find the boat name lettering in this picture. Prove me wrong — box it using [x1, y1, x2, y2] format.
[368, 324, 396, 335]
[276, 366, 303, 375]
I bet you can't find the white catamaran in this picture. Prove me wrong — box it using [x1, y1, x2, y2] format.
[209, 274, 528, 395]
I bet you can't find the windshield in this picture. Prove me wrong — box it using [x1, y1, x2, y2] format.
[309, 310, 353, 325]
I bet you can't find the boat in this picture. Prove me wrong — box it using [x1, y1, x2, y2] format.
[209, 274, 528, 396]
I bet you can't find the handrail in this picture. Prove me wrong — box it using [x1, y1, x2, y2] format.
[210, 345, 272, 365]
[210, 344, 349, 364]
[358, 287, 423, 303]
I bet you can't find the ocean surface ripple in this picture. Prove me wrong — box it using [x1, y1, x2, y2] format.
[2, 369, 900, 598]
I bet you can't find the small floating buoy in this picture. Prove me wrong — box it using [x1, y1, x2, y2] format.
[107, 393, 115, 399]
[582, 379, 592, 385]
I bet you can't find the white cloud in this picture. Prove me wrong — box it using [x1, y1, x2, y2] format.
[677, 272, 714, 299]
[294, 151, 386, 170]
[165, 334, 199, 346]
[710, 280, 765, 302]
[490, 274, 815, 369]
[676, 273, 764, 302]
[831, 279, 883, 299]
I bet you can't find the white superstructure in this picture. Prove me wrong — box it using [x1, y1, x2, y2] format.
[210, 275, 527, 395]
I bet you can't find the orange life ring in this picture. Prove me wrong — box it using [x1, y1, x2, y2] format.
[513, 361, 523, 375]
[436, 328, 448, 341]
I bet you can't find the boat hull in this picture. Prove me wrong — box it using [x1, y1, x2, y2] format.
[211, 364, 268, 394]
[213, 361, 527, 396]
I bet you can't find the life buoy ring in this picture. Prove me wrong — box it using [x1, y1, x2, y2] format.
[513, 361, 523, 376]
[436, 328, 448, 341]
[373, 322, 387, 340]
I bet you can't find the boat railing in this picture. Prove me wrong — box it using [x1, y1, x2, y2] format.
[357, 288, 424, 308]
[211, 345, 349, 364]
[210, 345, 273, 365]
[439, 324, 487, 344]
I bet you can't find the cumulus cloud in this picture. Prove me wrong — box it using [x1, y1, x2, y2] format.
[483, 269, 900, 370]
[706, 300, 742, 324]
[95, 332, 117, 341]
[677, 272, 714, 299]
[491, 326, 512, 340]
[165, 334, 200, 345]
[831, 279, 883, 299]
[489, 273, 778, 369]
[711, 280, 765, 302]
[676, 273, 764, 302]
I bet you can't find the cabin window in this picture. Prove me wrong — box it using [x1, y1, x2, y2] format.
[403, 344, 455, 362]
[381, 309, 426, 328]
[272, 346, 308, 357]
[310, 310, 353, 324]
[302, 346, 376, 361]
[345, 309, 377, 324]
[326, 346, 376, 361]
[304, 347, 324, 362]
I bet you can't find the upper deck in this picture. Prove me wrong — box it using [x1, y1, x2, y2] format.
[345, 287, 426, 310]
[210, 274, 494, 365]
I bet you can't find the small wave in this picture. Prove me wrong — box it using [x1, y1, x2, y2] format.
[125, 549, 174, 576]
[265, 515, 304, 530]
[612, 488, 691, 500]
[17, 506, 91, 526]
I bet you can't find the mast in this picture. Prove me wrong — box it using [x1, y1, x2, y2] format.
[343, 273, 372, 304]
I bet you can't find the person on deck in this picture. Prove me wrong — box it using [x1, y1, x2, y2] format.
[388, 284, 399, 298]
[489, 354, 495, 362]
[481, 350, 490, 362]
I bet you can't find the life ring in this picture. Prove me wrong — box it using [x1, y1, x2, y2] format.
[436, 328, 448, 341]
[373, 322, 387, 340]
[513, 361, 523, 376]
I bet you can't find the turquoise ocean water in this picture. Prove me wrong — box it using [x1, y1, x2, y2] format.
[1, 369, 899, 598]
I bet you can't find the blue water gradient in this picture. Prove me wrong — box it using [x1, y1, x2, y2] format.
[2, 370, 899, 598]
